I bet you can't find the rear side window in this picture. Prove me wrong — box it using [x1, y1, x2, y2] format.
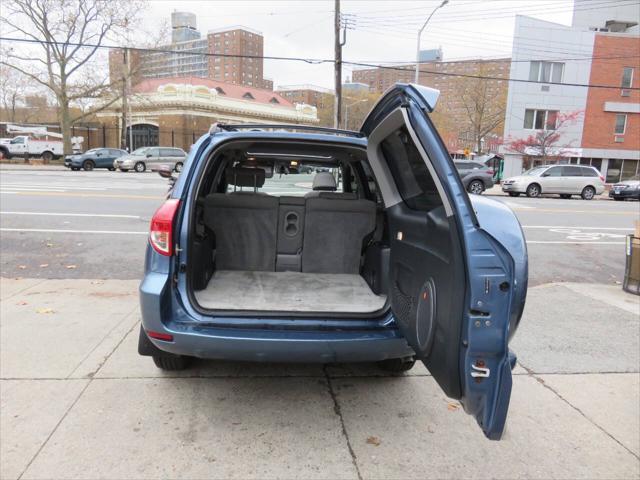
[160, 148, 174, 157]
[545, 166, 562, 177]
[172, 149, 185, 156]
[380, 126, 442, 211]
[581, 167, 598, 177]
[562, 166, 584, 176]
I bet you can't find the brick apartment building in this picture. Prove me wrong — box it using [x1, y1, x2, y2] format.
[108, 12, 272, 90]
[274, 85, 334, 109]
[352, 59, 510, 153]
[500, 4, 639, 182]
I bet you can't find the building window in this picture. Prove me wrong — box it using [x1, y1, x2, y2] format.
[269, 97, 279, 104]
[615, 114, 627, 134]
[529, 61, 564, 83]
[524, 109, 558, 130]
[243, 92, 255, 100]
[621, 67, 634, 88]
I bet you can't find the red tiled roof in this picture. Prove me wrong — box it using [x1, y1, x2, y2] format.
[133, 76, 293, 107]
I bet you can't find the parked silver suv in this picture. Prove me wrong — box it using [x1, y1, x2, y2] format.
[502, 164, 605, 200]
[114, 147, 187, 173]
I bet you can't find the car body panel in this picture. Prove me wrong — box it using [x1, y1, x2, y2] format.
[116, 147, 187, 171]
[454, 161, 495, 191]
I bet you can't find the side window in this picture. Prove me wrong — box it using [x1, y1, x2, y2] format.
[159, 148, 173, 157]
[173, 149, 186, 157]
[545, 167, 562, 177]
[581, 167, 598, 177]
[380, 126, 442, 212]
[147, 148, 160, 157]
[562, 166, 584, 176]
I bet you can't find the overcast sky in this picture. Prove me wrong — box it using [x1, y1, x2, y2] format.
[146, 0, 578, 89]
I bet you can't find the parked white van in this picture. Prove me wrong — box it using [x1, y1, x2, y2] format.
[502, 165, 605, 200]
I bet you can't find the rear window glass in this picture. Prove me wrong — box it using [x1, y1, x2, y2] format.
[380, 126, 442, 211]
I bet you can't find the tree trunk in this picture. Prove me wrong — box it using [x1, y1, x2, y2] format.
[58, 100, 73, 157]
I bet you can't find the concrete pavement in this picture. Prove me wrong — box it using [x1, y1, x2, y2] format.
[1, 277, 638, 479]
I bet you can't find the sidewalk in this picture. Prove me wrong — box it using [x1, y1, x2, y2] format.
[1, 278, 639, 479]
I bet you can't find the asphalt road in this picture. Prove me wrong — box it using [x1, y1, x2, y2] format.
[1, 168, 638, 285]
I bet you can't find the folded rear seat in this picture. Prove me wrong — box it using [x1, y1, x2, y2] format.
[203, 167, 278, 271]
[303, 185, 376, 274]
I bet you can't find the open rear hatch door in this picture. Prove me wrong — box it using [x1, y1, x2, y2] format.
[361, 83, 526, 440]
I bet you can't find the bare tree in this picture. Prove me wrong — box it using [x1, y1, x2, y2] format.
[457, 66, 507, 154]
[0, 66, 26, 122]
[0, 0, 144, 154]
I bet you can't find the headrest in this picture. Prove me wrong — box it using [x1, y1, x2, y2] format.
[226, 166, 265, 188]
[312, 172, 337, 191]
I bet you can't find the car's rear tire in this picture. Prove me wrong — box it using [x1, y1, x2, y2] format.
[174, 162, 183, 173]
[526, 183, 541, 198]
[377, 357, 416, 373]
[467, 179, 485, 195]
[41, 151, 54, 162]
[508, 192, 520, 197]
[560, 194, 572, 199]
[134, 161, 146, 173]
[581, 186, 596, 200]
[83, 160, 95, 171]
[152, 354, 191, 371]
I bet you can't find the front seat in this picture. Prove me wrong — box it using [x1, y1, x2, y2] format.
[305, 172, 337, 197]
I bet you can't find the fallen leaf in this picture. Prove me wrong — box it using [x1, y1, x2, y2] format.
[39, 264, 49, 268]
[16, 301, 28, 306]
[447, 403, 460, 411]
[366, 436, 381, 446]
[36, 307, 54, 314]
[65, 265, 77, 269]
[18, 265, 27, 270]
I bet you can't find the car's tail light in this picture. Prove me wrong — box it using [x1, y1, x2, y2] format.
[486, 169, 494, 175]
[146, 330, 174, 341]
[149, 199, 180, 256]
[599, 175, 605, 182]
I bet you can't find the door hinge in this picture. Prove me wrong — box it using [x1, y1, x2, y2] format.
[471, 364, 490, 378]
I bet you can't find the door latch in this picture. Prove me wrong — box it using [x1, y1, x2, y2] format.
[471, 364, 490, 378]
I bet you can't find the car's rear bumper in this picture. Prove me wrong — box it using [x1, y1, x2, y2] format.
[609, 189, 639, 199]
[139, 273, 414, 363]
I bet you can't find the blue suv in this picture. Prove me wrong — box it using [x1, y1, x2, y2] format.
[138, 84, 528, 440]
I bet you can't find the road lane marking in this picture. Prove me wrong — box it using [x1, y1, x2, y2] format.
[0, 191, 162, 199]
[0, 228, 147, 235]
[0, 211, 141, 219]
[522, 226, 634, 231]
[526, 240, 624, 245]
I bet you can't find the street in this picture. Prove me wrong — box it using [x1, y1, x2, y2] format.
[1, 168, 637, 285]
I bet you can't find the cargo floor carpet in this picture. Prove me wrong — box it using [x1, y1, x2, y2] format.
[194, 270, 387, 313]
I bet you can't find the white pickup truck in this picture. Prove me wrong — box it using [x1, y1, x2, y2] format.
[0, 135, 63, 161]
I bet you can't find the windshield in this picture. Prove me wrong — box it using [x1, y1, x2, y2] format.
[522, 167, 547, 177]
[131, 147, 149, 155]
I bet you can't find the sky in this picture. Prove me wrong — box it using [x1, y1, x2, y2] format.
[145, 0, 580, 89]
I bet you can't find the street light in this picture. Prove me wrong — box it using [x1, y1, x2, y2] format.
[344, 98, 368, 130]
[415, 0, 449, 84]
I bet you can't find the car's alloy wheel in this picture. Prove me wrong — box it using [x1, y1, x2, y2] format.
[134, 162, 146, 173]
[581, 186, 596, 200]
[467, 180, 484, 195]
[526, 183, 541, 198]
[83, 160, 94, 171]
[174, 162, 183, 173]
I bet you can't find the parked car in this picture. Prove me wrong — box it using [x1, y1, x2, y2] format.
[65, 148, 128, 171]
[609, 175, 640, 201]
[502, 164, 605, 199]
[138, 84, 528, 440]
[114, 146, 186, 173]
[453, 160, 495, 194]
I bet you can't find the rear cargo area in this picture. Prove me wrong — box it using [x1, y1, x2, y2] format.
[194, 271, 387, 313]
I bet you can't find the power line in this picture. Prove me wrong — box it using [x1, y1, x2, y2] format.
[1, 36, 638, 90]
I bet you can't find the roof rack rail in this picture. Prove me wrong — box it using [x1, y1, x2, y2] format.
[211, 123, 364, 138]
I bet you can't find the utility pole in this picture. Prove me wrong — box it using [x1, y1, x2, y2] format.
[333, 0, 342, 129]
[120, 48, 128, 150]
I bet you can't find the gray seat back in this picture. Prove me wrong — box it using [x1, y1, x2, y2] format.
[203, 167, 278, 271]
[302, 192, 376, 274]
